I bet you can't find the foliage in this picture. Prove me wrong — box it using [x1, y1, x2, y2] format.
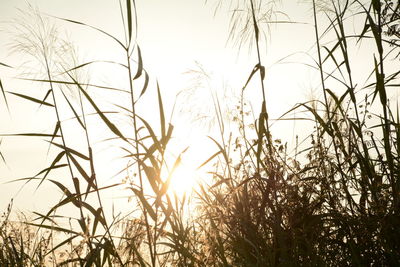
[1, 0, 400, 266]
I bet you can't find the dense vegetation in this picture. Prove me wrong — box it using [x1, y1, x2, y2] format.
[1, 0, 400, 266]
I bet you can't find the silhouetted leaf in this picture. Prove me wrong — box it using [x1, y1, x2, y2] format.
[0, 79, 9, 111]
[137, 71, 149, 100]
[47, 141, 89, 161]
[60, 89, 85, 129]
[52, 15, 126, 49]
[8, 92, 54, 107]
[67, 74, 127, 141]
[131, 188, 157, 220]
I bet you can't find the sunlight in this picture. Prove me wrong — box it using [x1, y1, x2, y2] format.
[161, 157, 201, 198]
[165, 160, 200, 198]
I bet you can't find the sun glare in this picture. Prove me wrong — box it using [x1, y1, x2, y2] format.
[169, 162, 200, 197]
[161, 158, 203, 198]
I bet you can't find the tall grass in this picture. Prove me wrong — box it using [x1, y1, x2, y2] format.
[1, 0, 400, 266]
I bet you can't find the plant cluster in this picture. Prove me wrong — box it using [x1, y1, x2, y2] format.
[1, 0, 400, 266]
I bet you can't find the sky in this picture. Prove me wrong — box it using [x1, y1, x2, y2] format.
[0, 0, 390, 218]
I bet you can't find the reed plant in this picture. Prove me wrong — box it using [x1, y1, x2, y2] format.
[1, 0, 400, 266]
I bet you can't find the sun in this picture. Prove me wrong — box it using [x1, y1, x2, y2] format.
[167, 161, 200, 197]
[159, 151, 207, 199]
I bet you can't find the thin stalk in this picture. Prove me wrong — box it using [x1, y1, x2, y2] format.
[249, 0, 266, 104]
[126, 47, 155, 266]
[76, 84, 123, 265]
[312, 0, 357, 213]
[249, 0, 273, 170]
[376, 2, 396, 211]
[42, 53, 92, 252]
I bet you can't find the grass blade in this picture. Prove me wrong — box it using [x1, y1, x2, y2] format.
[8, 92, 54, 107]
[0, 79, 9, 111]
[133, 46, 143, 79]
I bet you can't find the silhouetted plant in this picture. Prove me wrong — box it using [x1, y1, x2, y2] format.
[1, 0, 400, 266]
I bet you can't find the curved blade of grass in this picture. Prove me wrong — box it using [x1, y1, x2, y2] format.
[0, 133, 61, 137]
[60, 89, 85, 129]
[141, 163, 160, 193]
[133, 46, 143, 79]
[301, 103, 333, 136]
[157, 147, 188, 203]
[157, 82, 166, 139]
[72, 177, 81, 198]
[373, 56, 387, 106]
[91, 207, 102, 236]
[0, 79, 9, 111]
[137, 71, 149, 101]
[196, 150, 221, 170]
[80, 202, 106, 227]
[68, 154, 97, 191]
[20, 77, 131, 94]
[0, 62, 12, 68]
[51, 15, 126, 50]
[26, 222, 79, 235]
[47, 141, 89, 161]
[0, 139, 7, 166]
[256, 101, 270, 169]
[48, 179, 81, 208]
[46, 122, 60, 155]
[37, 89, 52, 110]
[61, 60, 128, 74]
[136, 114, 162, 153]
[32, 211, 59, 225]
[242, 64, 260, 91]
[8, 92, 54, 107]
[208, 136, 229, 165]
[45, 234, 80, 256]
[127, 0, 133, 44]
[36, 151, 66, 188]
[68, 74, 127, 142]
[131, 188, 157, 220]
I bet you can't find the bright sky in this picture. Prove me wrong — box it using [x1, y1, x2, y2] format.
[1, 0, 390, 216]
